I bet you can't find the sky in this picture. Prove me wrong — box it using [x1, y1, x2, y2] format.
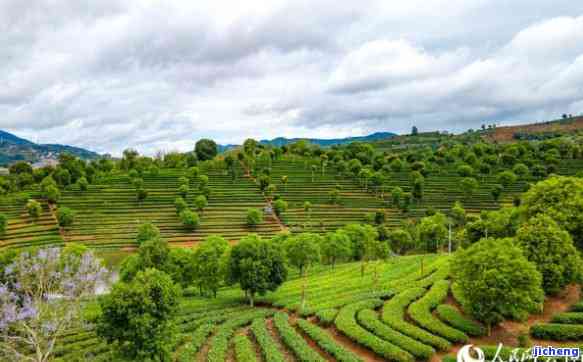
[1, 0, 583, 156]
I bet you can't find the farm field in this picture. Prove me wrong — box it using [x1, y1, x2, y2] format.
[49, 255, 582, 362]
[3, 156, 583, 251]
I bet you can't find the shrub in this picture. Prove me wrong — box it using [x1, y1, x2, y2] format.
[233, 334, 257, 362]
[551, 312, 583, 324]
[408, 280, 468, 343]
[435, 305, 485, 336]
[296, 319, 362, 362]
[246, 208, 263, 226]
[180, 210, 200, 230]
[250, 318, 285, 362]
[26, 199, 43, 220]
[357, 309, 435, 360]
[175, 197, 188, 215]
[530, 323, 583, 341]
[273, 312, 325, 362]
[315, 308, 338, 326]
[335, 299, 413, 362]
[57, 207, 75, 228]
[381, 288, 451, 351]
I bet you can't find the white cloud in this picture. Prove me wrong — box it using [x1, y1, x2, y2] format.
[0, 1, 582, 155]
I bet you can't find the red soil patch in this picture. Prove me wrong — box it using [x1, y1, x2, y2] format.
[484, 116, 583, 143]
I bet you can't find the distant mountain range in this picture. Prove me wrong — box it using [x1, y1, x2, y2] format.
[218, 131, 397, 152]
[0, 130, 100, 166]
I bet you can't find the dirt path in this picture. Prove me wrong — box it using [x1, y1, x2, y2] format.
[290, 317, 335, 361]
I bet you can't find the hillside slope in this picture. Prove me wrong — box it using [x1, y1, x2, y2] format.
[0, 130, 99, 165]
[484, 116, 583, 142]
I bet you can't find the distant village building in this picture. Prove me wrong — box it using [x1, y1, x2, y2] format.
[0, 167, 9, 176]
[32, 158, 59, 169]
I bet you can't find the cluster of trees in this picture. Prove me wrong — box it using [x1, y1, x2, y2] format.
[452, 176, 583, 334]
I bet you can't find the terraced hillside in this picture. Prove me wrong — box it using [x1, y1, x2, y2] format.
[54, 254, 582, 362]
[2, 156, 583, 250]
[57, 167, 282, 249]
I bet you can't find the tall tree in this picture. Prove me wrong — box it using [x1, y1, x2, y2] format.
[193, 236, 229, 297]
[226, 234, 287, 306]
[194, 139, 218, 161]
[96, 269, 181, 361]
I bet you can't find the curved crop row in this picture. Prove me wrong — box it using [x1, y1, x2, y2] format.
[296, 319, 363, 362]
[335, 299, 413, 362]
[315, 308, 338, 326]
[551, 312, 583, 324]
[408, 280, 468, 343]
[381, 288, 451, 350]
[435, 304, 485, 336]
[530, 323, 583, 341]
[250, 318, 286, 362]
[234, 334, 258, 362]
[273, 312, 325, 362]
[357, 309, 435, 360]
[207, 309, 274, 362]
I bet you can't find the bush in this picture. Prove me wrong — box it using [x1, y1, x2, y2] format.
[530, 323, 583, 341]
[57, 207, 75, 228]
[408, 280, 468, 343]
[551, 312, 583, 324]
[357, 309, 435, 360]
[315, 308, 338, 326]
[250, 318, 286, 362]
[273, 312, 325, 362]
[26, 199, 43, 219]
[175, 197, 188, 215]
[233, 334, 257, 362]
[435, 305, 485, 336]
[381, 288, 451, 351]
[273, 199, 288, 217]
[180, 210, 200, 230]
[246, 208, 263, 226]
[335, 299, 413, 362]
[297, 319, 363, 362]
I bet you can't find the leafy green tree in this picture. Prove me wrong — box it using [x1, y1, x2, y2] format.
[194, 195, 208, 214]
[149, 165, 160, 176]
[26, 199, 42, 220]
[522, 176, 583, 248]
[460, 177, 479, 199]
[328, 188, 340, 204]
[243, 139, 258, 156]
[180, 210, 200, 230]
[412, 177, 424, 201]
[226, 234, 287, 306]
[77, 176, 89, 191]
[387, 228, 414, 255]
[246, 208, 263, 226]
[497, 170, 517, 187]
[56, 207, 75, 228]
[193, 235, 229, 297]
[516, 215, 582, 295]
[45, 185, 60, 203]
[195, 138, 218, 161]
[178, 183, 189, 198]
[0, 214, 6, 236]
[341, 224, 379, 263]
[457, 164, 474, 177]
[281, 175, 288, 191]
[9, 161, 33, 175]
[320, 230, 352, 268]
[174, 197, 188, 215]
[96, 268, 181, 361]
[513, 163, 529, 179]
[166, 248, 196, 289]
[284, 233, 321, 277]
[197, 174, 209, 189]
[491, 184, 503, 201]
[391, 186, 403, 207]
[450, 201, 466, 227]
[273, 199, 288, 218]
[136, 222, 161, 245]
[418, 212, 448, 252]
[452, 238, 543, 335]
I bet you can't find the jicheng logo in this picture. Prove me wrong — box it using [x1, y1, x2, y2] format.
[458, 344, 581, 362]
